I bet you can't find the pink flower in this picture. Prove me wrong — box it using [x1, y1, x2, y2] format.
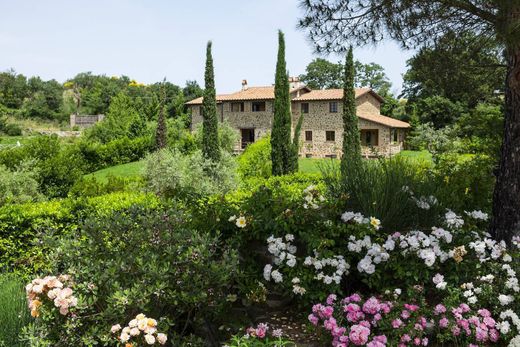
[348, 294, 362, 303]
[349, 324, 370, 345]
[478, 309, 491, 317]
[322, 306, 334, 319]
[421, 337, 428, 345]
[380, 303, 392, 314]
[308, 314, 319, 326]
[401, 334, 411, 342]
[404, 304, 419, 312]
[475, 327, 488, 342]
[414, 337, 421, 345]
[483, 316, 495, 328]
[439, 317, 449, 328]
[452, 326, 461, 336]
[363, 297, 381, 315]
[327, 294, 337, 305]
[434, 304, 446, 315]
[459, 303, 470, 313]
[401, 310, 411, 319]
[392, 319, 403, 329]
[256, 323, 268, 338]
[489, 328, 499, 342]
[324, 317, 337, 331]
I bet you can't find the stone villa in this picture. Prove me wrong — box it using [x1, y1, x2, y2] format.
[186, 78, 410, 158]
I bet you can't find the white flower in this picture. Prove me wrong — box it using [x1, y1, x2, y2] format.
[291, 277, 300, 284]
[157, 333, 168, 345]
[292, 285, 306, 295]
[129, 319, 138, 328]
[111, 324, 121, 333]
[357, 256, 375, 274]
[286, 257, 296, 268]
[144, 334, 156, 345]
[120, 333, 130, 342]
[228, 215, 237, 222]
[263, 264, 272, 281]
[445, 210, 464, 228]
[465, 210, 489, 221]
[467, 296, 478, 304]
[498, 294, 514, 306]
[285, 234, 294, 242]
[503, 254, 512, 262]
[271, 270, 283, 283]
[497, 321, 511, 334]
[235, 216, 247, 228]
[394, 288, 402, 296]
[130, 327, 140, 336]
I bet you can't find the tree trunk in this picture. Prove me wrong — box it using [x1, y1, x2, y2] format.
[490, 44, 520, 243]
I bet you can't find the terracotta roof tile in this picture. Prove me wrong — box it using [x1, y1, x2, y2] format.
[292, 88, 384, 102]
[359, 114, 410, 128]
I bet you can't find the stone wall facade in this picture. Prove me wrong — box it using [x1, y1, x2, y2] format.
[70, 114, 105, 129]
[190, 94, 407, 157]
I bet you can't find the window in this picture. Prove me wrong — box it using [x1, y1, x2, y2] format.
[252, 101, 266, 112]
[301, 102, 309, 114]
[199, 105, 204, 117]
[361, 129, 379, 146]
[241, 128, 255, 149]
[392, 129, 398, 142]
[329, 102, 338, 113]
[305, 130, 313, 141]
[231, 102, 244, 112]
[326, 130, 335, 142]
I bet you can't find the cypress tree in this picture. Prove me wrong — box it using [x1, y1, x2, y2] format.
[202, 41, 220, 161]
[155, 81, 168, 150]
[287, 113, 304, 173]
[340, 46, 362, 178]
[155, 104, 167, 149]
[271, 30, 292, 175]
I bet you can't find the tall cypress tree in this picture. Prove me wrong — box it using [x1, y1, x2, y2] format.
[340, 46, 361, 178]
[271, 30, 292, 175]
[202, 41, 220, 161]
[155, 80, 168, 150]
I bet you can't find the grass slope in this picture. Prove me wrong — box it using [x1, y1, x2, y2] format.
[86, 151, 432, 182]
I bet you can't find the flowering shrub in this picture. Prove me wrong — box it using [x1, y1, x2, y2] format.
[111, 313, 167, 346]
[309, 293, 504, 346]
[225, 323, 295, 347]
[25, 274, 77, 317]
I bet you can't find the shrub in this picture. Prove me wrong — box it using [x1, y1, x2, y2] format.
[0, 192, 160, 276]
[193, 121, 239, 154]
[3, 123, 22, 136]
[237, 134, 272, 179]
[68, 176, 144, 198]
[144, 149, 237, 200]
[0, 164, 42, 206]
[406, 123, 457, 154]
[0, 274, 31, 347]
[27, 206, 238, 346]
[322, 157, 441, 231]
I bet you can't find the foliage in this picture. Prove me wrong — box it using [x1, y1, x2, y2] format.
[30, 207, 237, 346]
[340, 47, 362, 178]
[0, 118, 23, 136]
[202, 41, 221, 162]
[0, 273, 31, 347]
[402, 31, 505, 107]
[415, 95, 466, 129]
[299, 58, 343, 89]
[69, 176, 144, 198]
[85, 92, 148, 143]
[0, 164, 42, 206]
[0, 192, 159, 276]
[406, 123, 458, 154]
[455, 102, 504, 156]
[225, 323, 295, 346]
[271, 30, 293, 176]
[155, 103, 168, 149]
[288, 113, 304, 174]
[299, 58, 392, 96]
[194, 121, 238, 154]
[237, 134, 272, 180]
[326, 157, 440, 232]
[144, 149, 237, 200]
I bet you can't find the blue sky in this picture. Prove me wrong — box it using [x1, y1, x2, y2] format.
[0, 0, 415, 94]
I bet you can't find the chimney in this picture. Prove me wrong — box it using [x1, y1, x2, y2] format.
[241, 79, 248, 90]
[289, 76, 301, 89]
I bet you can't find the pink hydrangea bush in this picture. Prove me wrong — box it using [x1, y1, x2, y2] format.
[110, 313, 167, 346]
[308, 294, 503, 346]
[26, 274, 78, 318]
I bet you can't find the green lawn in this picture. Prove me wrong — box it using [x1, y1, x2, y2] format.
[84, 161, 145, 182]
[85, 151, 432, 182]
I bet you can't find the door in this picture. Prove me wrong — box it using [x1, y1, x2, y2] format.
[241, 128, 255, 149]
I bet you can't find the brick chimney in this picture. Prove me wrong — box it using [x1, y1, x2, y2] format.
[241, 79, 248, 90]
